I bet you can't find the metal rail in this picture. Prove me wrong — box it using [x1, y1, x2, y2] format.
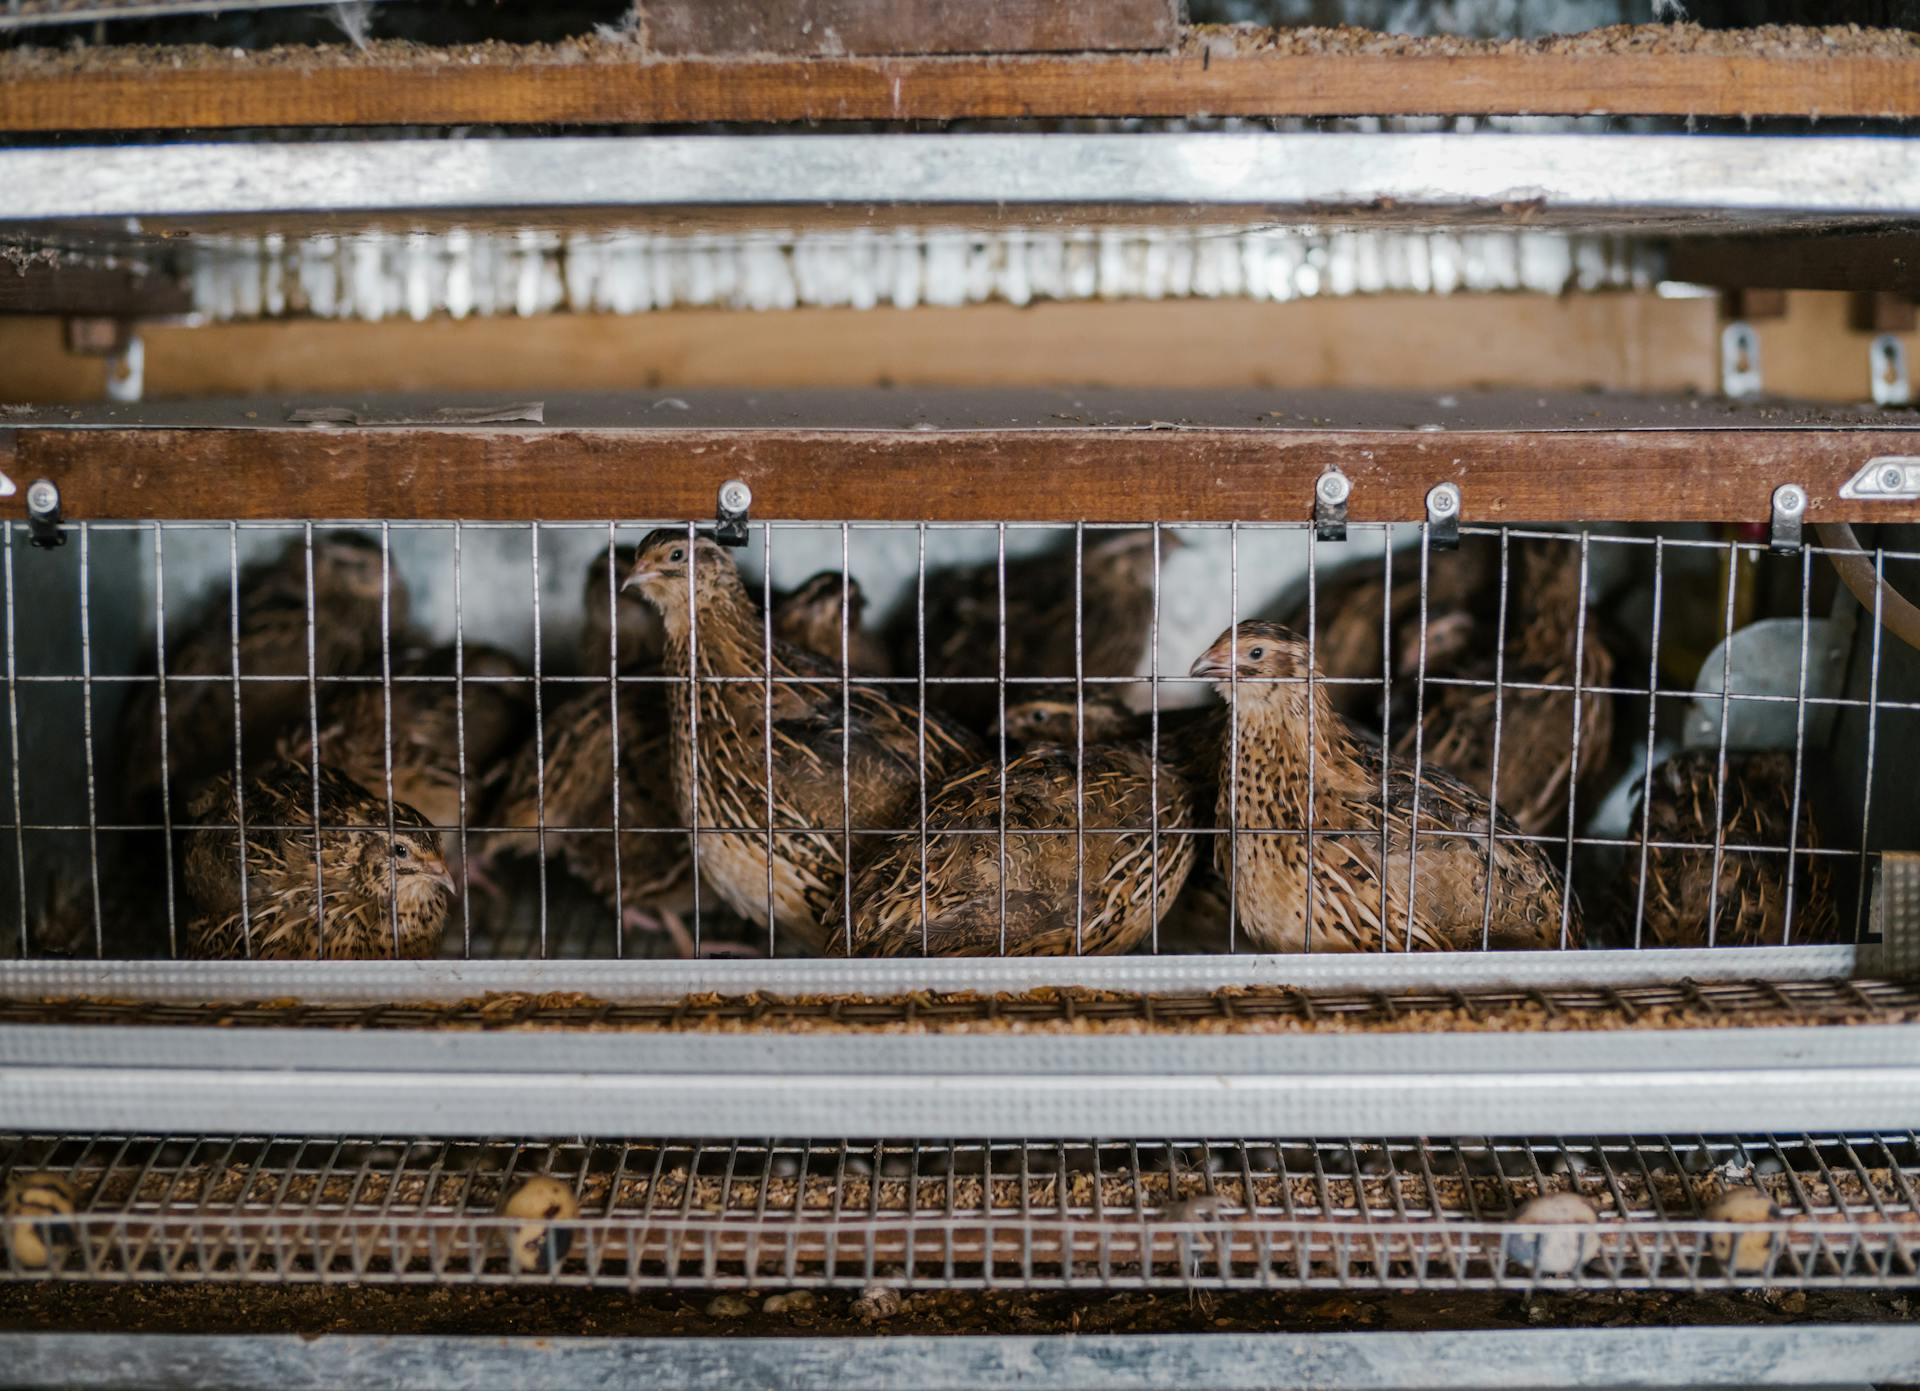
[3, 134, 1920, 240]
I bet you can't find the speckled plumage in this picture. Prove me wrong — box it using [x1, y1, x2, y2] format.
[120, 534, 403, 811]
[624, 532, 982, 953]
[1618, 749, 1838, 947]
[899, 529, 1175, 731]
[579, 544, 664, 676]
[1192, 621, 1577, 953]
[773, 570, 892, 676]
[1394, 541, 1616, 838]
[478, 681, 691, 946]
[278, 642, 530, 862]
[828, 738, 1196, 958]
[182, 762, 452, 960]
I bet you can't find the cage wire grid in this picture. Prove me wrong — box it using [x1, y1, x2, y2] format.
[0, 516, 1912, 965]
[4, 1131, 1920, 1292]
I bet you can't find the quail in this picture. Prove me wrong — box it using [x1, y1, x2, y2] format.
[1616, 749, 1837, 947]
[182, 761, 454, 960]
[623, 532, 981, 953]
[277, 642, 531, 883]
[827, 739, 1195, 957]
[1189, 621, 1578, 953]
[477, 681, 692, 953]
[578, 544, 664, 675]
[774, 569, 892, 676]
[900, 529, 1177, 731]
[120, 533, 404, 810]
[1394, 540, 1616, 838]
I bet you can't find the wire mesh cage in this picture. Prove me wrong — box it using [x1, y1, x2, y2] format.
[4, 1130, 1919, 1293]
[2, 514, 1914, 966]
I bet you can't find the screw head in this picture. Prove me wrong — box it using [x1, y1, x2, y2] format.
[25, 479, 58, 516]
[1316, 471, 1351, 505]
[1774, 484, 1805, 514]
[1426, 483, 1458, 516]
[717, 479, 752, 514]
[1883, 465, 1906, 491]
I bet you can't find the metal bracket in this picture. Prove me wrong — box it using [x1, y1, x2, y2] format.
[1870, 334, 1912, 407]
[1721, 321, 1762, 399]
[1769, 482, 1806, 555]
[1840, 455, 1920, 501]
[1425, 482, 1460, 550]
[25, 478, 64, 550]
[1314, 468, 1350, 542]
[714, 478, 751, 547]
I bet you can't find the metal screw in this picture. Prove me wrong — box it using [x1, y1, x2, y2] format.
[1885, 466, 1906, 491]
[718, 479, 752, 514]
[25, 479, 58, 516]
[1426, 482, 1458, 515]
[1773, 483, 1805, 515]
[1316, 471, 1351, 505]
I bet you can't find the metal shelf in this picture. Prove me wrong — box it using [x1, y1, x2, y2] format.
[5, 133, 1919, 254]
[5, 1131, 1919, 1294]
[2, 978, 1918, 1136]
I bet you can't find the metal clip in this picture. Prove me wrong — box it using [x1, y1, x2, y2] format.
[715, 478, 752, 547]
[1314, 468, 1350, 542]
[1425, 482, 1460, 550]
[1870, 335, 1912, 407]
[1721, 322, 1762, 400]
[1840, 456, 1920, 501]
[25, 478, 64, 550]
[1770, 482, 1806, 555]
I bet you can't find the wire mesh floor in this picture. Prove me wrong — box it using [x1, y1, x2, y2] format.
[5, 1133, 1919, 1293]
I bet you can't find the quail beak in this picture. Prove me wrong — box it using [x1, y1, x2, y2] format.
[620, 566, 660, 593]
[1188, 648, 1234, 681]
[426, 859, 457, 894]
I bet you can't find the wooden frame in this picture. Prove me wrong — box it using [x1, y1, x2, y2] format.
[4, 31, 1920, 133]
[3, 390, 1918, 524]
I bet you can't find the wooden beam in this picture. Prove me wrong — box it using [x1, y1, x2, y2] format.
[1667, 232, 1920, 294]
[4, 29, 1920, 132]
[638, 0, 1178, 56]
[5, 416, 1919, 525]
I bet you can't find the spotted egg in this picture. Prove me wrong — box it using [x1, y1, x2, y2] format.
[502, 1175, 579, 1274]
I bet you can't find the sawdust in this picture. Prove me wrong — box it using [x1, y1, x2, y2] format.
[0, 23, 1914, 80]
[11, 980, 1916, 1035]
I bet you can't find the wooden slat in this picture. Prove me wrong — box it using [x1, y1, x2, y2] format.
[5, 424, 1919, 524]
[4, 32, 1920, 132]
[638, 0, 1178, 56]
[1667, 232, 1920, 294]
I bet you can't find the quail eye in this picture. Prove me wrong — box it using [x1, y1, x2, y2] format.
[395, 842, 413, 860]
[668, 547, 685, 562]
[1248, 646, 1265, 660]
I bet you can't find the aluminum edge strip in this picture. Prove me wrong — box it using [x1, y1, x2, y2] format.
[6, 1063, 1920, 1136]
[0, 944, 1876, 1003]
[0, 1022, 1915, 1075]
[0, 1328, 1915, 1391]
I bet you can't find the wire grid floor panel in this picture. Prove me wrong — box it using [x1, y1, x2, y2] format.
[1, 517, 1914, 965]
[4, 1132, 1919, 1293]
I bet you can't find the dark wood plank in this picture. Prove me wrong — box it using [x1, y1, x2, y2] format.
[1667, 232, 1920, 294]
[639, 0, 1177, 56]
[0, 259, 192, 318]
[4, 31, 1920, 131]
[6, 424, 1918, 524]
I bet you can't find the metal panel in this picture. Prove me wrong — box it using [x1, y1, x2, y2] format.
[0, 1328, 1911, 1390]
[0, 945, 1884, 1002]
[4, 134, 1920, 241]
